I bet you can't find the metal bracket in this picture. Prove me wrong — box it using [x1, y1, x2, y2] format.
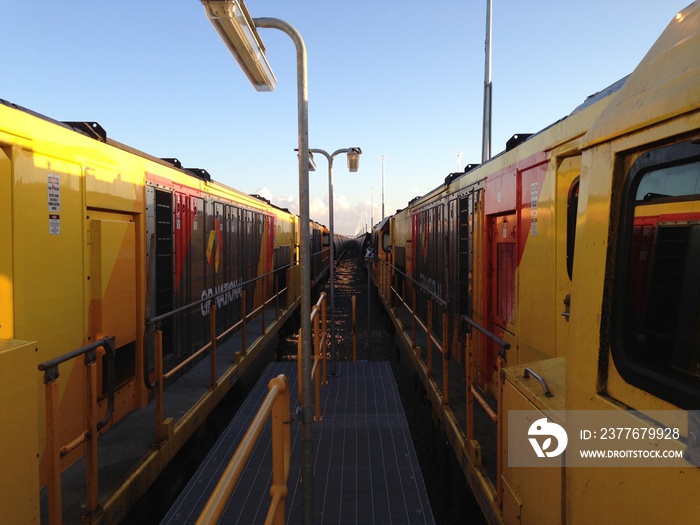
[285, 406, 303, 425]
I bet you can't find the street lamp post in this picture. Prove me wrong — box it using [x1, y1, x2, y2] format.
[309, 147, 362, 376]
[201, 1, 315, 522]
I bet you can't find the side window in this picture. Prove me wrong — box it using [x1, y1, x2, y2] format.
[612, 140, 700, 408]
[566, 178, 579, 279]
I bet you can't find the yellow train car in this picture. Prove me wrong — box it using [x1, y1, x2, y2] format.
[375, 3, 700, 524]
[0, 100, 302, 522]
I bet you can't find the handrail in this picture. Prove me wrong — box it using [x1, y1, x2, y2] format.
[297, 292, 328, 421]
[147, 261, 297, 327]
[523, 367, 554, 397]
[462, 316, 509, 510]
[370, 256, 510, 509]
[37, 336, 116, 525]
[461, 314, 511, 356]
[152, 262, 293, 443]
[144, 262, 295, 391]
[377, 258, 448, 308]
[196, 375, 291, 525]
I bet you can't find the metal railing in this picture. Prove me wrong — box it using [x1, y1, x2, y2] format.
[372, 257, 511, 507]
[196, 374, 291, 525]
[37, 336, 116, 525]
[373, 259, 453, 403]
[463, 316, 509, 509]
[148, 263, 295, 444]
[297, 291, 328, 421]
[199, 290, 328, 522]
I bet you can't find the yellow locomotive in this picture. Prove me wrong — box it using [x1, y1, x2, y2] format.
[0, 98, 330, 522]
[373, 3, 700, 523]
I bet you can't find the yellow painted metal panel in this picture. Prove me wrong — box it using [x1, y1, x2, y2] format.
[0, 148, 12, 339]
[85, 162, 142, 213]
[502, 378, 563, 525]
[0, 339, 40, 523]
[503, 380, 564, 525]
[11, 149, 88, 485]
[516, 163, 556, 364]
[584, 3, 700, 147]
[89, 217, 137, 347]
[12, 150, 86, 357]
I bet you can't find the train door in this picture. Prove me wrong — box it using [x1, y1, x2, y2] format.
[88, 211, 137, 423]
[490, 213, 517, 332]
[555, 156, 580, 356]
[487, 212, 516, 383]
[0, 147, 11, 339]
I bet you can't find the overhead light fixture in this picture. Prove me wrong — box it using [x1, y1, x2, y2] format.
[201, 0, 277, 91]
[346, 147, 362, 172]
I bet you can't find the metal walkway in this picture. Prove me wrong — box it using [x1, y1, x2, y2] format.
[162, 360, 435, 524]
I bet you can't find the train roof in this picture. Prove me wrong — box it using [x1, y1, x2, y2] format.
[398, 74, 631, 215]
[0, 97, 305, 218]
[584, 2, 700, 147]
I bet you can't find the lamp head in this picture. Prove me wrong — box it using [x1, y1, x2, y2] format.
[346, 147, 362, 172]
[202, 0, 277, 91]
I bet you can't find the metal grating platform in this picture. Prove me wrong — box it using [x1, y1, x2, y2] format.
[162, 361, 435, 524]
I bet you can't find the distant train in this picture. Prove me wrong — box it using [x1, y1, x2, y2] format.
[0, 98, 331, 522]
[372, 3, 700, 524]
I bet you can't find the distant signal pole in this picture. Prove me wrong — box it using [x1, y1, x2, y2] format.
[381, 155, 385, 221]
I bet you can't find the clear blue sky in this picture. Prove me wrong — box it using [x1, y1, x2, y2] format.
[2, 1, 690, 235]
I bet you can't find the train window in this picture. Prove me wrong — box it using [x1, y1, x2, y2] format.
[382, 231, 391, 252]
[566, 178, 579, 279]
[612, 139, 700, 408]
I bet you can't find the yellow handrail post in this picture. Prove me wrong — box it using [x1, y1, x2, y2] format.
[442, 310, 449, 407]
[275, 273, 280, 319]
[155, 329, 165, 443]
[44, 376, 62, 525]
[401, 280, 406, 327]
[85, 354, 100, 517]
[241, 289, 247, 354]
[313, 305, 322, 422]
[285, 267, 292, 308]
[267, 376, 291, 525]
[383, 262, 388, 299]
[196, 375, 290, 525]
[352, 295, 357, 361]
[262, 277, 266, 332]
[411, 286, 417, 346]
[466, 331, 474, 444]
[321, 292, 328, 385]
[427, 299, 433, 377]
[210, 304, 218, 388]
[496, 353, 504, 509]
[297, 328, 303, 405]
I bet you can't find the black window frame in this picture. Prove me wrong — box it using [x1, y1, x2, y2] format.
[611, 138, 700, 409]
